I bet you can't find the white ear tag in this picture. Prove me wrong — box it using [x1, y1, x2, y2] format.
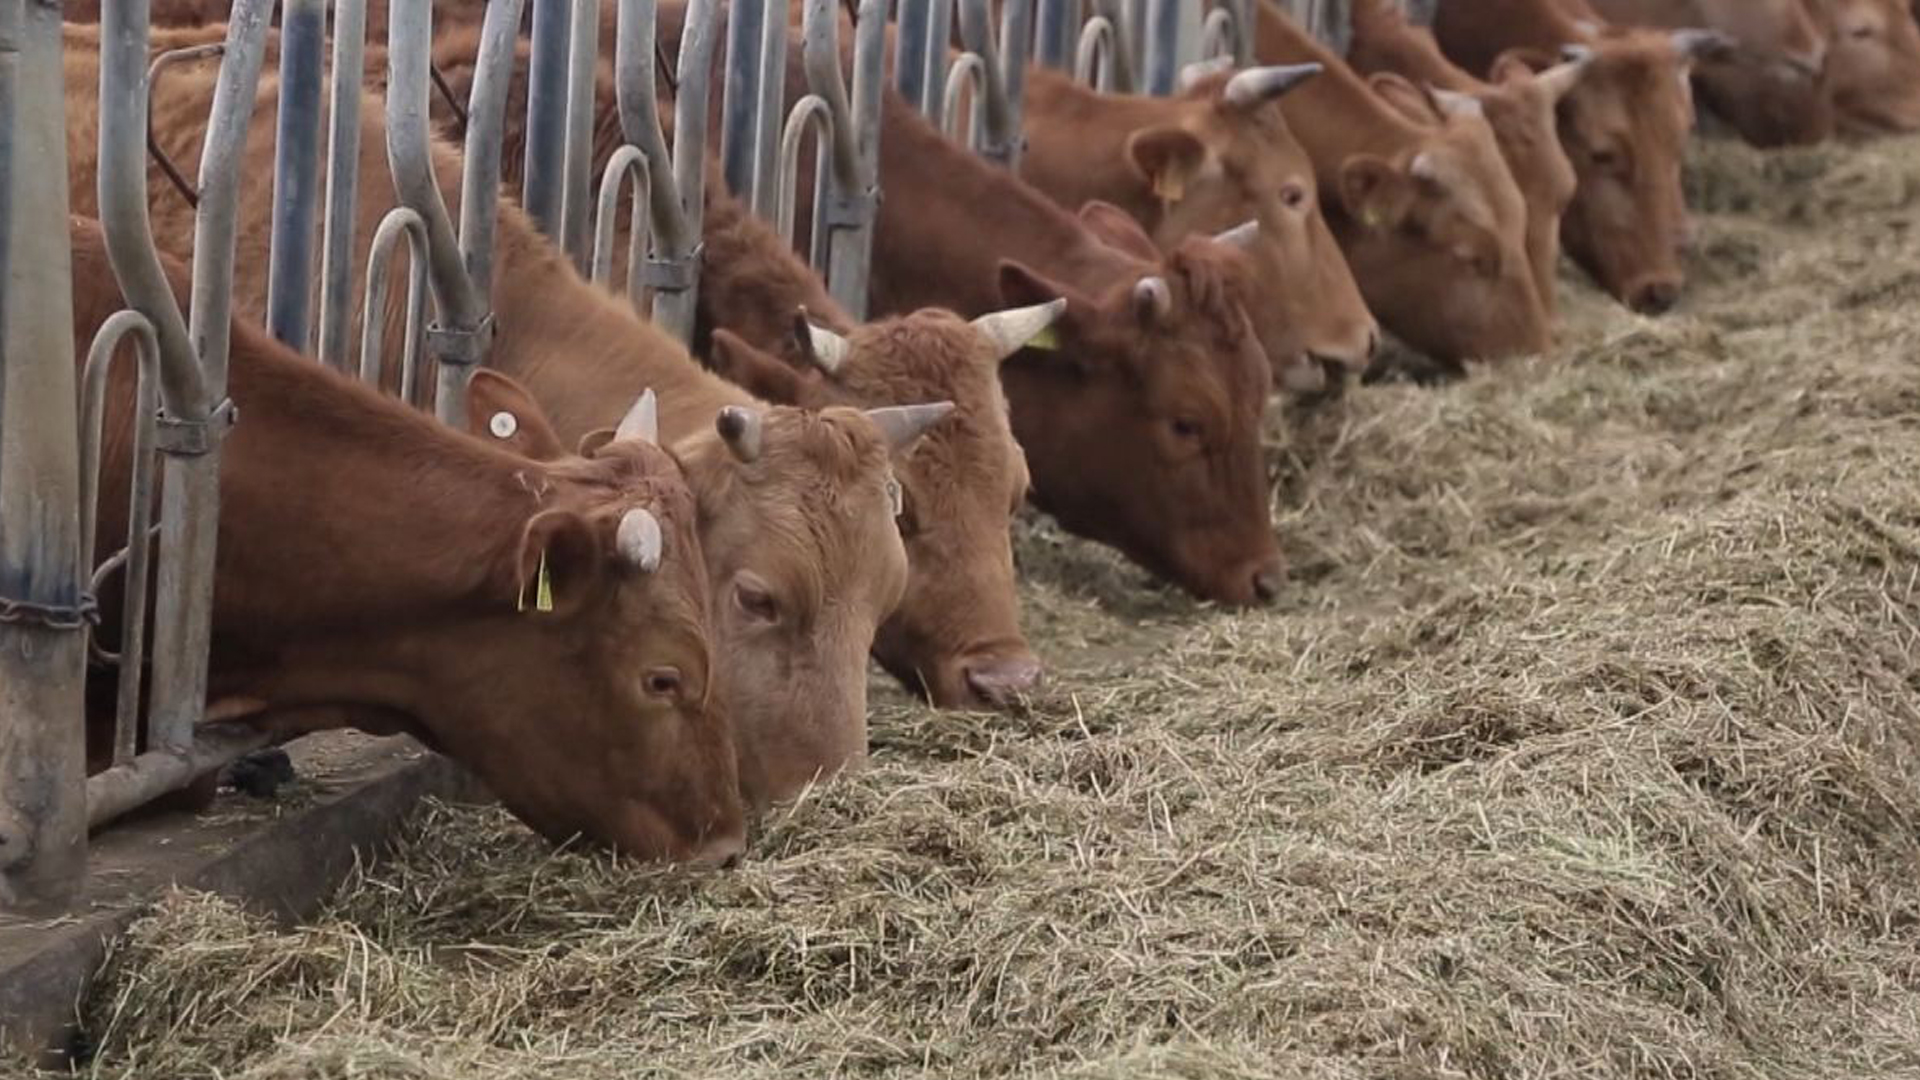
[489, 411, 519, 439]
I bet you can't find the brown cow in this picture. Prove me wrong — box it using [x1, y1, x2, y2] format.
[61, 26, 940, 811]
[1432, 0, 1729, 314]
[1814, 0, 1920, 135]
[70, 216, 744, 862]
[1586, 0, 1834, 146]
[1251, 1, 1551, 362]
[1019, 62, 1380, 389]
[425, 30, 1052, 710]
[1347, 0, 1588, 319]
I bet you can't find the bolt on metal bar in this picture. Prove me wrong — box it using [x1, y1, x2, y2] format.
[0, 0, 87, 906]
[720, 0, 769, 199]
[359, 207, 431, 408]
[521, 0, 574, 240]
[316, 0, 368, 369]
[775, 94, 833, 250]
[1141, 0, 1180, 94]
[265, 0, 326, 353]
[77, 311, 162, 768]
[591, 145, 652, 309]
[558, 0, 602, 268]
[458, 0, 530, 302]
[1075, 15, 1118, 89]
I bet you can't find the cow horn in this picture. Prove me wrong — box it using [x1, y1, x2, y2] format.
[715, 405, 763, 463]
[615, 388, 659, 445]
[1409, 152, 1439, 182]
[1214, 220, 1260, 250]
[1534, 54, 1591, 102]
[1133, 276, 1173, 325]
[1427, 86, 1483, 119]
[865, 402, 955, 453]
[1176, 55, 1236, 93]
[1560, 43, 1595, 65]
[1671, 28, 1735, 62]
[971, 298, 1067, 360]
[1223, 63, 1322, 109]
[616, 507, 664, 573]
[797, 308, 849, 374]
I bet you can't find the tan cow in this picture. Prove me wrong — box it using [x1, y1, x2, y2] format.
[1347, 0, 1588, 319]
[1813, 0, 1920, 135]
[72, 217, 744, 862]
[1433, 0, 1728, 314]
[1019, 62, 1380, 390]
[61, 26, 940, 811]
[1252, 1, 1550, 362]
[1586, 0, 1834, 146]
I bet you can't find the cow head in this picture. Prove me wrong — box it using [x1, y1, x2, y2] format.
[1819, 0, 1920, 136]
[1331, 80, 1550, 361]
[710, 306, 1055, 710]
[1468, 55, 1590, 315]
[1136, 63, 1380, 384]
[1679, 0, 1834, 145]
[439, 382, 743, 864]
[994, 238, 1284, 607]
[1551, 29, 1725, 314]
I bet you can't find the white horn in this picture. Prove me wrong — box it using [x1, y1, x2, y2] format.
[715, 405, 763, 463]
[1223, 63, 1322, 108]
[1535, 55, 1591, 102]
[1177, 55, 1235, 93]
[1410, 151, 1439, 182]
[1213, 220, 1259, 250]
[970, 298, 1067, 360]
[1560, 43, 1595, 65]
[798, 309, 850, 374]
[1671, 28, 1735, 62]
[615, 388, 659, 445]
[1133, 276, 1172, 325]
[865, 402, 955, 453]
[616, 508, 664, 573]
[1428, 86, 1483, 119]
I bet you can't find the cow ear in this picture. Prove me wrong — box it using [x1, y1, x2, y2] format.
[466, 369, 568, 461]
[1124, 126, 1209, 205]
[1338, 155, 1414, 231]
[708, 328, 813, 404]
[1367, 72, 1441, 125]
[578, 429, 617, 456]
[507, 509, 604, 617]
[1078, 201, 1164, 262]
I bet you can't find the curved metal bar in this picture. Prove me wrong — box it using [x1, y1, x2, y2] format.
[359, 208, 432, 408]
[1201, 7, 1238, 62]
[458, 0, 529, 301]
[1089, 0, 1138, 91]
[802, 0, 865, 198]
[317, 0, 368, 369]
[954, 0, 1016, 166]
[1074, 16, 1118, 91]
[189, 0, 274, 395]
[942, 53, 988, 150]
[776, 95, 834, 249]
[78, 311, 161, 765]
[96, 0, 205, 418]
[387, 0, 493, 426]
[145, 43, 227, 210]
[559, 0, 602, 267]
[591, 145, 654, 309]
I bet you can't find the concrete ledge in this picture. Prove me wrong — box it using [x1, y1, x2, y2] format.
[0, 734, 483, 1067]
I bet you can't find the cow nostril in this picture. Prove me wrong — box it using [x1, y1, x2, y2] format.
[1251, 561, 1285, 604]
[962, 657, 1044, 706]
[1629, 280, 1681, 315]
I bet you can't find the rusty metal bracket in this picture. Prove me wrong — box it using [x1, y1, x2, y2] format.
[153, 398, 238, 457]
[425, 314, 497, 368]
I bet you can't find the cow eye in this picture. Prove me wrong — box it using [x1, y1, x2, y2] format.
[643, 666, 683, 698]
[1171, 417, 1204, 441]
[1280, 183, 1309, 211]
[734, 578, 779, 624]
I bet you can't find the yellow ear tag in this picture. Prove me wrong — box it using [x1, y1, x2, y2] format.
[1027, 326, 1061, 351]
[1153, 168, 1186, 204]
[1362, 207, 1383, 230]
[534, 550, 555, 613]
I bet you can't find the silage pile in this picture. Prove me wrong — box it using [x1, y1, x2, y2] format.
[28, 135, 1920, 1080]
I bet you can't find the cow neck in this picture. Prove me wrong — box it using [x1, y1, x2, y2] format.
[1252, 3, 1430, 172]
[1351, 3, 1484, 92]
[1020, 68, 1203, 232]
[1438, 0, 1588, 72]
[480, 207, 760, 445]
[873, 92, 1144, 316]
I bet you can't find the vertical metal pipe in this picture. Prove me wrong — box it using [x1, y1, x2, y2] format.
[922, 0, 953, 114]
[521, 0, 573, 240]
[1034, 0, 1074, 68]
[265, 0, 325, 353]
[956, 0, 1015, 168]
[748, 0, 789, 219]
[315, 0, 367, 370]
[720, 0, 768, 199]
[558, 0, 601, 268]
[998, 0, 1033, 168]
[823, 0, 884, 317]
[458, 0, 529, 303]
[1318, 0, 1352, 55]
[896, 0, 933, 112]
[1141, 0, 1179, 94]
[0, 0, 86, 908]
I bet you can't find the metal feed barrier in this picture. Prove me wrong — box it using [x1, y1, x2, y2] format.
[0, 0, 1359, 908]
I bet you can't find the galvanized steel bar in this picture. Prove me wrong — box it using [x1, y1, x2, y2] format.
[559, 0, 602, 268]
[521, 0, 574, 240]
[720, 0, 768, 198]
[775, 95, 833, 249]
[388, 0, 495, 426]
[86, 721, 274, 830]
[316, 0, 368, 369]
[1075, 15, 1117, 89]
[921, 0, 954, 113]
[997, 0, 1034, 160]
[942, 53, 987, 149]
[894, 0, 935, 113]
[748, 0, 790, 221]
[955, 0, 1018, 167]
[656, 0, 720, 341]
[359, 208, 431, 407]
[77, 312, 161, 766]
[0, 0, 86, 906]
[1141, 0, 1179, 94]
[265, 0, 326, 353]
[457, 0, 529, 301]
[591, 145, 652, 308]
[1034, 0, 1076, 68]
[1200, 6, 1235, 61]
[801, 0, 883, 316]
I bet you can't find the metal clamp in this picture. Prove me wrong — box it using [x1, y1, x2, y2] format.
[154, 398, 239, 457]
[0, 591, 101, 633]
[639, 242, 704, 292]
[425, 314, 497, 367]
[824, 187, 880, 229]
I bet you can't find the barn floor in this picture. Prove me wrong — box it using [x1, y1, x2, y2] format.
[16, 131, 1920, 1079]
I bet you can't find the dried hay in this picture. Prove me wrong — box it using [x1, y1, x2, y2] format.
[21, 132, 1920, 1079]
